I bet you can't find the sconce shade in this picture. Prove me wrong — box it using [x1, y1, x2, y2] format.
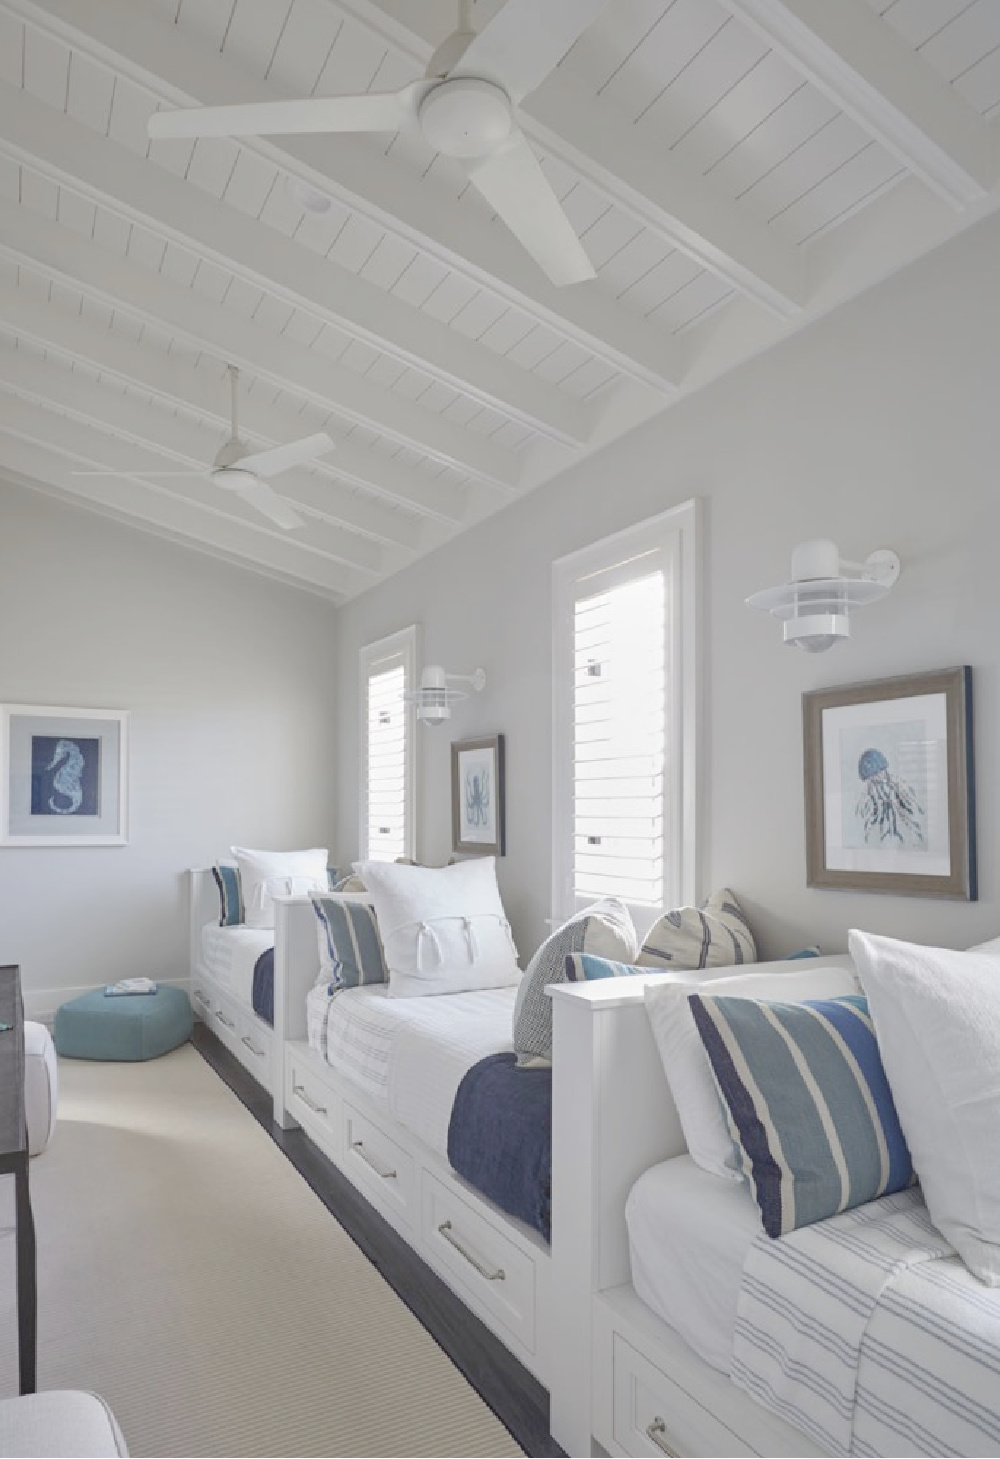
[405, 664, 486, 725]
[746, 539, 900, 652]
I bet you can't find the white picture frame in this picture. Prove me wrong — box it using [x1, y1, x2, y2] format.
[0, 704, 130, 847]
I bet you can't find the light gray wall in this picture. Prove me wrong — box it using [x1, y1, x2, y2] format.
[335, 208, 1000, 964]
[0, 484, 337, 1015]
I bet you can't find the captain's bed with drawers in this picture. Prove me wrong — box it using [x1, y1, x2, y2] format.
[191, 853, 1000, 1456]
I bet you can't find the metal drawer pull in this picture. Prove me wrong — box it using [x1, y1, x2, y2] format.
[292, 1082, 327, 1116]
[241, 1035, 264, 1058]
[646, 1418, 675, 1456]
[214, 1008, 236, 1029]
[437, 1220, 505, 1281]
[193, 990, 211, 1008]
[350, 1139, 397, 1181]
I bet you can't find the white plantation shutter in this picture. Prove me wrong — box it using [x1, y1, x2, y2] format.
[574, 572, 665, 904]
[552, 503, 699, 929]
[360, 626, 417, 863]
[366, 663, 406, 862]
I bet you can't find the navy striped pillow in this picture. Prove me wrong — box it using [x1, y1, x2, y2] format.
[689, 992, 912, 1237]
[311, 893, 388, 990]
[212, 863, 244, 927]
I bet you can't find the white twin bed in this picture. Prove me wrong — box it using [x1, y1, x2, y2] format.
[189, 873, 1000, 1457]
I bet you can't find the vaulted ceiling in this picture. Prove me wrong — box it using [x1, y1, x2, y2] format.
[0, 0, 998, 601]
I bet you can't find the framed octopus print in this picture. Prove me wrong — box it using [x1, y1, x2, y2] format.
[0, 704, 129, 846]
[451, 734, 505, 856]
[803, 667, 975, 899]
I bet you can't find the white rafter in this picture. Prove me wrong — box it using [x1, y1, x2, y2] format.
[718, 0, 996, 209]
[0, 200, 521, 488]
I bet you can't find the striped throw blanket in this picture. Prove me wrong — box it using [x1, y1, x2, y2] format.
[732, 1187, 1000, 1455]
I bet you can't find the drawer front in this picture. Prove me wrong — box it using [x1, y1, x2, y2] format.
[211, 991, 241, 1049]
[237, 1008, 271, 1073]
[286, 1051, 340, 1150]
[613, 1335, 751, 1458]
[343, 1104, 414, 1225]
[190, 981, 215, 1023]
[421, 1172, 535, 1353]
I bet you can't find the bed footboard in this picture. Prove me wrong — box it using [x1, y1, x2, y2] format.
[272, 893, 321, 1128]
[548, 977, 686, 1457]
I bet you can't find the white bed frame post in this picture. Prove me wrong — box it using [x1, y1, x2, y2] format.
[549, 978, 688, 1456]
[272, 894, 320, 1128]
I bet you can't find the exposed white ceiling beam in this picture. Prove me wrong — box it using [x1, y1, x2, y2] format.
[0, 201, 520, 488]
[0, 378, 388, 575]
[718, 0, 996, 208]
[0, 283, 470, 528]
[11, 0, 681, 394]
[0, 347, 415, 562]
[524, 70, 804, 318]
[0, 426, 362, 600]
[0, 84, 591, 451]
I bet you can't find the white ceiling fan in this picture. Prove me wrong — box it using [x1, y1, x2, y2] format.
[72, 366, 334, 530]
[147, 0, 612, 287]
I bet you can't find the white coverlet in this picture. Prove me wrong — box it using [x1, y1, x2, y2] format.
[731, 1187, 1000, 1456]
[307, 983, 517, 1159]
[199, 925, 273, 1013]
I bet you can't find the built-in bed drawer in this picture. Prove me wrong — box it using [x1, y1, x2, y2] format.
[343, 1103, 414, 1225]
[421, 1171, 535, 1353]
[613, 1334, 753, 1457]
[285, 1048, 341, 1150]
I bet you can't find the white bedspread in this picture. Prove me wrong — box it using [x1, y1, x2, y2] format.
[199, 925, 273, 1013]
[731, 1187, 1000, 1456]
[306, 983, 517, 1160]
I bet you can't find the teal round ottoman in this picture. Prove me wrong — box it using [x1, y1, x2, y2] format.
[54, 985, 193, 1061]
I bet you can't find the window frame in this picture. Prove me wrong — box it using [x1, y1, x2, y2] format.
[551, 500, 700, 933]
[359, 624, 419, 864]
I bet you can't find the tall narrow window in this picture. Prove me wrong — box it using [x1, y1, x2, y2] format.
[552, 503, 699, 929]
[360, 626, 418, 863]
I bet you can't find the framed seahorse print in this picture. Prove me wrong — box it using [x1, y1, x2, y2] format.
[1, 704, 129, 846]
[802, 667, 975, 899]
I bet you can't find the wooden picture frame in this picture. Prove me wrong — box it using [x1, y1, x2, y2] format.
[803, 667, 975, 899]
[0, 704, 129, 847]
[451, 734, 505, 856]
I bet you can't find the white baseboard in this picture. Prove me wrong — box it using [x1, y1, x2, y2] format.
[24, 977, 192, 1025]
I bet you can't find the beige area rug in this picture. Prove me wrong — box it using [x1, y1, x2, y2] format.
[0, 1045, 523, 1458]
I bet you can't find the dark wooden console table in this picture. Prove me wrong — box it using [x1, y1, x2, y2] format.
[0, 966, 36, 1394]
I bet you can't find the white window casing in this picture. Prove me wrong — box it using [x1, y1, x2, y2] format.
[551, 500, 700, 933]
[359, 625, 419, 863]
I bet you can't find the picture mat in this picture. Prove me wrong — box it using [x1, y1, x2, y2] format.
[456, 746, 497, 845]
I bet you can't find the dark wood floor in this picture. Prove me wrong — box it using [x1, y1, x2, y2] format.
[191, 1024, 564, 1459]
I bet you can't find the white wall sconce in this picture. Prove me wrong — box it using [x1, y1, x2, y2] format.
[746, 539, 901, 653]
[406, 665, 486, 725]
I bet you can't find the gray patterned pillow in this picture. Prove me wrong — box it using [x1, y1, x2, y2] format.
[635, 887, 756, 969]
[512, 899, 637, 1067]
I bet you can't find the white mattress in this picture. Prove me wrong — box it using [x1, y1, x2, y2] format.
[199, 924, 274, 1014]
[626, 1154, 762, 1374]
[306, 982, 518, 1160]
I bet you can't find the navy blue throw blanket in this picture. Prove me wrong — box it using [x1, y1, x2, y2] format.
[251, 948, 275, 1027]
[447, 1052, 552, 1242]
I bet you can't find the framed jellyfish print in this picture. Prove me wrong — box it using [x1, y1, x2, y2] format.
[451, 734, 506, 857]
[803, 667, 975, 899]
[0, 705, 129, 847]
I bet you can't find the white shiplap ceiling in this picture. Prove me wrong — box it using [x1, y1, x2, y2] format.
[0, 0, 998, 600]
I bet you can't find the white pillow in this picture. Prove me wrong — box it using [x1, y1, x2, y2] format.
[230, 846, 329, 930]
[354, 857, 520, 997]
[849, 929, 1000, 1286]
[644, 956, 858, 1181]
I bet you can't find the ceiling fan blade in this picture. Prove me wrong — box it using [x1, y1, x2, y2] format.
[457, 0, 613, 105]
[237, 432, 335, 479]
[467, 130, 594, 287]
[230, 476, 305, 531]
[148, 85, 423, 142]
[71, 469, 205, 477]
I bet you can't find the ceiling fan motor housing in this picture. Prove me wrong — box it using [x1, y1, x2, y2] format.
[419, 78, 512, 159]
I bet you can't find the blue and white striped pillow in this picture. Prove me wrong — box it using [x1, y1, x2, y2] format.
[310, 893, 388, 990]
[565, 953, 646, 981]
[689, 991, 913, 1237]
[212, 863, 244, 927]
